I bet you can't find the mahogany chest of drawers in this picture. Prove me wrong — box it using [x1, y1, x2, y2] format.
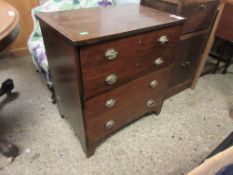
[141, 0, 219, 97]
[36, 4, 184, 157]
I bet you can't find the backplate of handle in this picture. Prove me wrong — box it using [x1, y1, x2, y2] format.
[158, 35, 169, 45]
[105, 49, 118, 61]
[105, 120, 115, 129]
[105, 74, 118, 85]
[146, 99, 156, 108]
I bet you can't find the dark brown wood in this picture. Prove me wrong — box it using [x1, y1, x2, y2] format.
[141, 0, 219, 34]
[166, 79, 192, 98]
[39, 21, 88, 156]
[36, 4, 184, 46]
[182, 0, 219, 34]
[141, 0, 178, 14]
[38, 4, 184, 157]
[215, 4, 233, 41]
[168, 33, 207, 89]
[85, 65, 172, 144]
[81, 25, 182, 99]
[141, 0, 218, 97]
[179, 28, 209, 40]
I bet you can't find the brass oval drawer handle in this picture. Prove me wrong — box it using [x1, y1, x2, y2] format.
[105, 48, 118, 61]
[158, 35, 169, 45]
[105, 74, 118, 85]
[105, 99, 116, 108]
[154, 57, 164, 66]
[146, 99, 156, 108]
[105, 120, 115, 129]
[149, 80, 159, 89]
[200, 3, 207, 9]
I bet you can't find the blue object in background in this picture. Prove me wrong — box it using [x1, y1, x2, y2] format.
[217, 164, 233, 175]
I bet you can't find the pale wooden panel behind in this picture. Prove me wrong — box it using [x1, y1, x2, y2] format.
[3, 0, 39, 57]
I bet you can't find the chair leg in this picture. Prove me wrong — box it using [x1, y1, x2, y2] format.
[0, 79, 14, 97]
[213, 42, 225, 74]
[213, 59, 221, 74]
[0, 141, 19, 157]
[222, 48, 233, 74]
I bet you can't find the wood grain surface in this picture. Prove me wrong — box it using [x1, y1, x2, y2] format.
[182, 0, 219, 34]
[39, 20, 88, 156]
[141, 0, 219, 34]
[37, 4, 184, 46]
[85, 65, 172, 144]
[168, 32, 207, 88]
[81, 25, 182, 99]
[39, 4, 184, 157]
[141, 0, 219, 96]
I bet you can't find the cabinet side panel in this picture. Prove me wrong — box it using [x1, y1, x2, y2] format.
[39, 20, 87, 152]
[167, 32, 208, 98]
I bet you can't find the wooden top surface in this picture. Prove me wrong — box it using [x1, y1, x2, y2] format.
[0, 0, 19, 40]
[36, 4, 185, 46]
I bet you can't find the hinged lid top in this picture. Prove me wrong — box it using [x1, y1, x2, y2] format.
[36, 4, 185, 46]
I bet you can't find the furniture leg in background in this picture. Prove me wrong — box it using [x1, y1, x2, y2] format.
[211, 40, 233, 74]
[222, 42, 233, 74]
[211, 40, 226, 74]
